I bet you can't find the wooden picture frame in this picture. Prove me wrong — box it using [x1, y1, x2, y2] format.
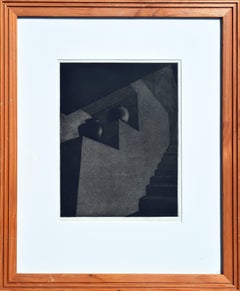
[0, 0, 239, 290]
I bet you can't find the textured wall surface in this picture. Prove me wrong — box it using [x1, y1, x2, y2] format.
[76, 79, 169, 216]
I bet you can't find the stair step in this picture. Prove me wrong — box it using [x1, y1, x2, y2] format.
[139, 195, 178, 216]
[158, 157, 177, 166]
[146, 184, 177, 196]
[160, 153, 177, 161]
[155, 168, 177, 176]
[150, 175, 177, 185]
[157, 163, 177, 172]
[166, 144, 178, 153]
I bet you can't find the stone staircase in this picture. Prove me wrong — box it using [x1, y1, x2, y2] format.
[133, 145, 178, 217]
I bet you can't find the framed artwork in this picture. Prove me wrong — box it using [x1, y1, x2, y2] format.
[0, 0, 240, 290]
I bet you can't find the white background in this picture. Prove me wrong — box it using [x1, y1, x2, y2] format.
[17, 19, 220, 273]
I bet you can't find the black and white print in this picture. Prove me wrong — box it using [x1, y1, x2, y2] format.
[60, 62, 178, 217]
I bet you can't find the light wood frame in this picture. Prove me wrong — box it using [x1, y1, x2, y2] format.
[0, 0, 239, 290]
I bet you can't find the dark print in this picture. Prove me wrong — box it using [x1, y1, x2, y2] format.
[60, 62, 178, 217]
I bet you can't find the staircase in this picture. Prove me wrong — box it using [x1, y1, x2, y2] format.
[133, 145, 178, 217]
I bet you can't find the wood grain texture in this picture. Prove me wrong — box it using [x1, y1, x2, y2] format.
[2, 2, 10, 289]
[0, 0, 4, 289]
[238, 0, 240, 287]
[0, 0, 238, 3]
[0, 0, 239, 290]
[222, 8, 234, 283]
[232, 1, 239, 288]
[0, 288, 237, 291]
[9, 6, 232, 16]
[8, 8, 17, 287]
